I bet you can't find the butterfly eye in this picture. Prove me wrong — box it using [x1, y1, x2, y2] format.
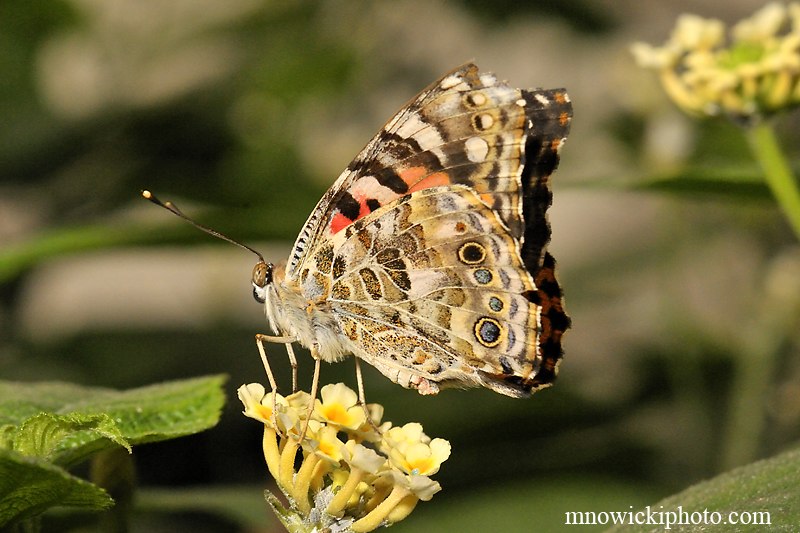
[251, 261, 273, 304]
[252, 261, 272, 286]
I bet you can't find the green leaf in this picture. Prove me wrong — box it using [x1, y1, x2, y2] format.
[0, 448, 113, 528]
[604, 446, 800, 532]
[0, 376, 227, 526]
[9, 412, 130, 462]
[0, 375, 227, 467]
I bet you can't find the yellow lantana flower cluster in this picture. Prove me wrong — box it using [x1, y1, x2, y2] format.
[238, 382, 450, 532]
[632, 2, 800, 120]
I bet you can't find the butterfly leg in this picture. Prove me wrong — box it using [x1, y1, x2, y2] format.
[298, 343, 322, 442]
[255, 333, 296, 431]
[285, 342, 298, 393]
[354, 357, 381, 433]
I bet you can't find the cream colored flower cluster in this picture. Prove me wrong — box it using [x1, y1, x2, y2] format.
[632, 3, 800, 119]
[238, 382, 450, 532]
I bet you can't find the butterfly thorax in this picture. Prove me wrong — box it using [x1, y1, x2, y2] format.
[262, 262, 352, 364]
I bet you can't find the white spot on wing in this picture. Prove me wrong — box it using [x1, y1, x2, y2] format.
[470, 92, 487, 106]
[394, 113, 443, 152]
[440, 74, 462, 89]
[477, 113, 494, 130]
[465, 136, 489, 163]
[479, 73, 497, 86]
[534, 94, 550, 106]
[350, 176, 400, 204]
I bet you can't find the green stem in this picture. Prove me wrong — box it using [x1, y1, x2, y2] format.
[746, 121, 800, 240]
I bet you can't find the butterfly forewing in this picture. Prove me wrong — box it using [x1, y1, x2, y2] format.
[287, 63, 570, 279]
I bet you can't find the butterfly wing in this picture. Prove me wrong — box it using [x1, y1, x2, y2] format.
[323, 186, 544, 396]
[286, 63, 571, 280]
[288, 64, 571, 395]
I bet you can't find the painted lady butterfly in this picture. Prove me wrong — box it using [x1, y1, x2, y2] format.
[147, 62, 571, 403]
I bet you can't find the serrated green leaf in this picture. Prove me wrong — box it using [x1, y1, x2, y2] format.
[0, 376, 226, 525]
[0, 448, 113, 528]
[0, 375, 226, 467]
[11, 412, 130, 463]
[0, 381, 120, 426]
[604, 446, 800, 532]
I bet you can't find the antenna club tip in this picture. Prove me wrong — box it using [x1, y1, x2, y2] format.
[142, 190, 153, 199]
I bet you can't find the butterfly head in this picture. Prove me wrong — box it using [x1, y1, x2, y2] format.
[251, 260, 273, 304]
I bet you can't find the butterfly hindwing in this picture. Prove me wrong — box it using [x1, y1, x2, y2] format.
[316, 186, 543, 396]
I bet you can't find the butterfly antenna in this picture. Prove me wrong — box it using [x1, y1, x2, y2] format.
[141, 190, 265, 263]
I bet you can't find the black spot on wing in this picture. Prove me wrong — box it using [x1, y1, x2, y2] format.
[336, 191, 360, 222]
[332, 255, 347, 280]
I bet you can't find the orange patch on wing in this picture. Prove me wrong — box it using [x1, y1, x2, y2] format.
[356, 196, 372, 219]
[399, 166, 426, 187]
[329, 195, 376, 234]
[479, 192, 494, 206]
[559, 111, 570, 126]
[330, 212, 352, 234]
[408, 172, 450, 193]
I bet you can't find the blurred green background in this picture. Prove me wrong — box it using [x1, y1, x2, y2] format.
[2, 0, 799, 531]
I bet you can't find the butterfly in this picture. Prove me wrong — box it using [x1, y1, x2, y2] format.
[252, 62, 571, 399]
[146, 62, 571, 406]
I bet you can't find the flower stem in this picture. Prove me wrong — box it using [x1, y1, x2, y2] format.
[292, 453, 321, 514]
[746, 121, 800, 240]
[279, 439, 300, 494]
[326, 468, 365, 516]
[262, 427, 281, 481]
[386, 494, 420, 523]
[351, 485, 409, 533]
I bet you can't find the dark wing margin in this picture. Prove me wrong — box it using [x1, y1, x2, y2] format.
[520, 88, 571, 274]
[529, 252, 570, 390]
[519, 88, 572, 392]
